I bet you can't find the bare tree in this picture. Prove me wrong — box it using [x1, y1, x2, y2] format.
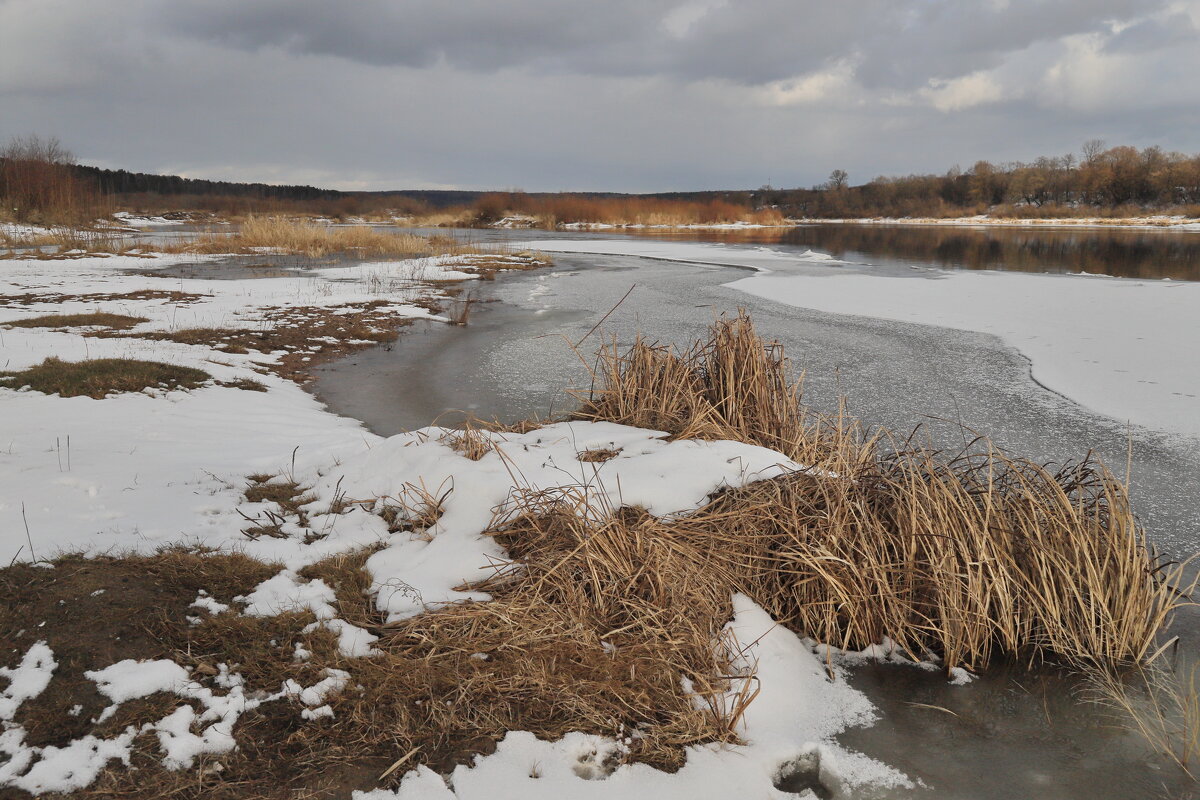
[1, 134, 89, 222]
[1081, 139, 1106, 165]
[826, 169, 849, 190]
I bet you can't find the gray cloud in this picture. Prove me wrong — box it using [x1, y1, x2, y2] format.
[0, 0, 1197, 192]
[159, 0, 1165, 87]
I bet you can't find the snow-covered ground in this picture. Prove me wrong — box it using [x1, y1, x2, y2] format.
[524, 238, 1200, 442]
[0, 222, 56, 240]
[0, 248, 908, 796]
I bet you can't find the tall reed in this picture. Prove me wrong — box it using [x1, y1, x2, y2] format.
[572, 312, 1191, 670]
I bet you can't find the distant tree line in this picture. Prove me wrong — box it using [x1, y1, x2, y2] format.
[760, 142, 1200, 218]
[74, 164, 341, 203]
[6, 133, 1200, 226]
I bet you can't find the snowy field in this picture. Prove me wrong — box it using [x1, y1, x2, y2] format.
[1, 249, 910, 796]
[524, 238, 1200, 442]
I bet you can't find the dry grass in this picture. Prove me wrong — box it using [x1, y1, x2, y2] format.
[573, 312, 868, 471]
[171, 216, 470, 258]
[440, 421, 494, 460]
[573, 312, 1192, 671]
[578, 447, 620, 463]
[93, 302, 427, 384]
[0, 357, 211, 398]
[0, 289, 206, 306]
[0, 528, 751, 798]
[3, 312, 147, 330]
[0, 227, 144, 258]
[1087, 660, 1200, 777]
[468, 193, 786, 228]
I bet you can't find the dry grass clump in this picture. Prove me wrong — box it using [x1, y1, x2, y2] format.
[173, 216, 468, 258]
[679, 451, 1186, 671]
[573, 312, 867, 470]
[3, 312, 148, 330]
[369, 492, 753, 770]
[440, 421, 494, 460]
[0, 356, 211, 398]
[574, 312, 1190, 671]
[578, 447, 620, 463]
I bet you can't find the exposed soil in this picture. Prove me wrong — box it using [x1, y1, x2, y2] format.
[91, 301, 442, 384]
[0, 290, 208, 307]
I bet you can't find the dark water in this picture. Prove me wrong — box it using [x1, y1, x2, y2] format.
[619, 223, 1200, 281]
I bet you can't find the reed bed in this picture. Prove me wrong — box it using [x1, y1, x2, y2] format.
[173, 215, 471, 258]
[1, 226, 139, 257]
[572, 312, 1191, 671]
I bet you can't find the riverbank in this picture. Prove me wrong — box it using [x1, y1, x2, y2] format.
[3, 230, 1196, 799]
[788, 214, 1200, 230]
[0, 242, 918, 798]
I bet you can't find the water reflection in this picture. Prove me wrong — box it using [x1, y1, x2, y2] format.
[628, 224, 1200, 281]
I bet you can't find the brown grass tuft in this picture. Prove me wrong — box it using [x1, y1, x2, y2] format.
[3, 312, 148, 330]
[573, 312, 868, 470]
[0, 357, 211, 398]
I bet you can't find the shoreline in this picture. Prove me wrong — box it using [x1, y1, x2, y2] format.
[784, 214, 1200, 231]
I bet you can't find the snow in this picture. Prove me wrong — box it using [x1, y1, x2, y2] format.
[727, 266, 1200, 440]
[0, 728, 139, 795]
[0, 642, 57, 721]
[521, 237, 846, 272]
[3, 657, 273, 791]
[524, 237, 1200, 442]
[559, 221, 787, 231]
[0, 222, 55, 239]
[283, 668, 350, 708]
[87, 658, 191, 706]
[303, 618, 380, 657]
[109, 211, 192, 227]
[238, 571, 338, 619]
[190, 591, 230, 615]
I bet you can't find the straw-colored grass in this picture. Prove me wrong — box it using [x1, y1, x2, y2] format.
[1, 227, 143, 258]
[1087, 661, 1200, 778]
[172, 216, 472, 258]
[573, 312, 1192, 671]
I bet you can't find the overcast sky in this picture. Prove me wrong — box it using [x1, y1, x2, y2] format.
[2, 0, 1198, 192]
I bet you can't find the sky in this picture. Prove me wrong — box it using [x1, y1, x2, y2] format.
[2, 0, 1199, 193]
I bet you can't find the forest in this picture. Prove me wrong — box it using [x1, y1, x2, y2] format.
[4, 135, 1199, 225]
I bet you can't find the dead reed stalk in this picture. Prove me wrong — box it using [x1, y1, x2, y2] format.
[572, 311, 1192, 671]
